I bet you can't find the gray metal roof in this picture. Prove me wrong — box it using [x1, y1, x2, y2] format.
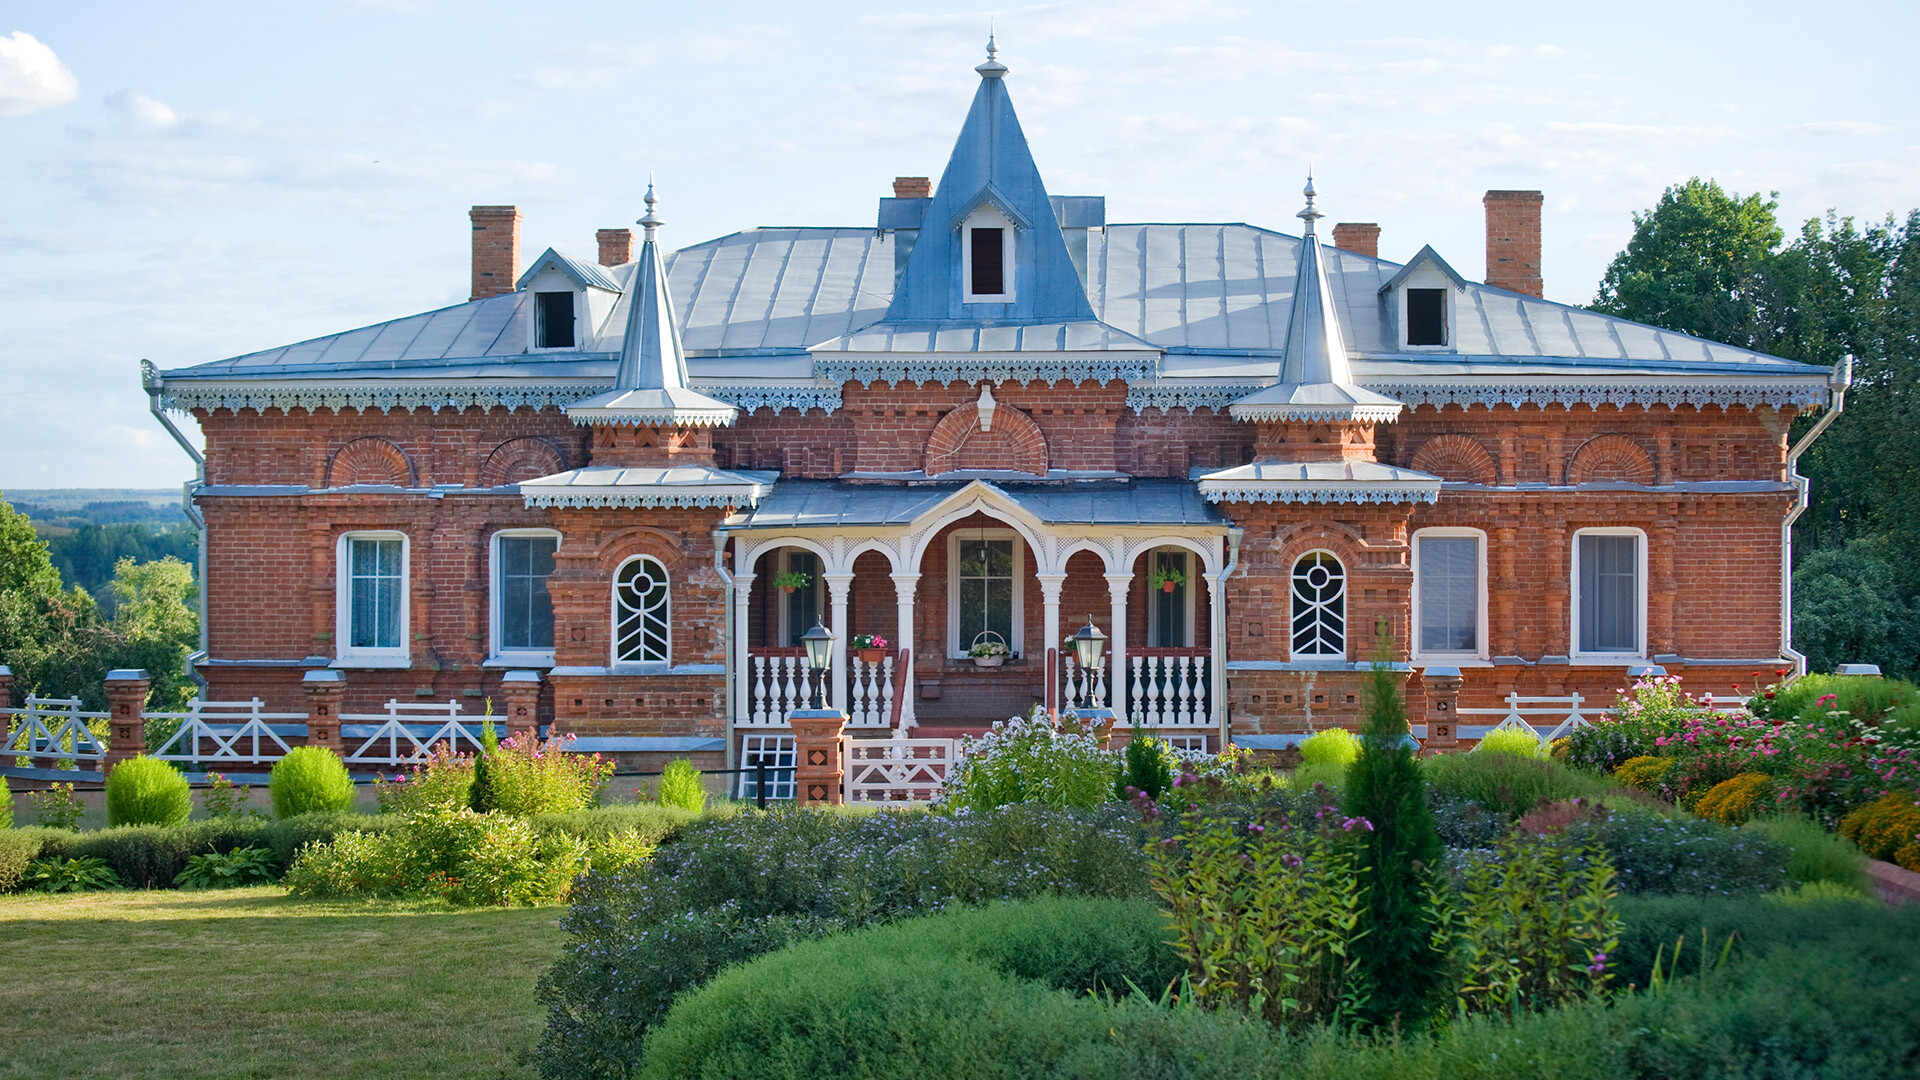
[738, 479, 1226, 530]
[160, 225, 1822, 382]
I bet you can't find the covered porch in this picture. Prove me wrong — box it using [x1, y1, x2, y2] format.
[725, 478, 1234, 753]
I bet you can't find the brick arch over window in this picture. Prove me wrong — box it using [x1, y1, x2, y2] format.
[326, 437, 415, 487]
[480, 436, 568, 486]
[924, 400, 1048, 477]
[1567, 434, 1655, 485]
[1409, 433, 1497, 485]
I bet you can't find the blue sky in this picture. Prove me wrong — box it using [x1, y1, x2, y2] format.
[1, 0, 1914, 488]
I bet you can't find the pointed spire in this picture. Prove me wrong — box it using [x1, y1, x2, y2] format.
[1227, 173, 1404, 424]
[566, 182, 737, 428]
[976, 30, 1007, 78]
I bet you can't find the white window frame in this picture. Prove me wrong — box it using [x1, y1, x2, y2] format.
[775, 548, 825, 647]
[334, 530, 410, 668]
[1145, 548, 1196, 649]
[1410, 528, 1489, 663]
[1288, 549, 1348, 660]
[1569, 527, 1648, 663]
[490, 528, 560, 667]
[1396, 266, 1456, 351]
[961, 206, 1016, 305]
[947, 528, 1025, 659]
[611, 554, 672, 670]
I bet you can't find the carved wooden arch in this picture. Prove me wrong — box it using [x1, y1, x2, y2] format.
[1409, 433, 1497, 485]
[326, 436, 415, 487]
[480, 436, 568, 487]
[924, 400, 1048, 477]
[1567, 434, 1655, 485]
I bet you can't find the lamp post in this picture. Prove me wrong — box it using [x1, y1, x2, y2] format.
[1069, 615, 1107, 678]
[800, 620, 835, 711]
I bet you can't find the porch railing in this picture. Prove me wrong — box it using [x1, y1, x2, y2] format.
[3, 696, 108, 771]
[847, 654, 895, 728]
[746, 649, 821, 727]
[1062, 648, 1213, 728]
[746, 647, 902, 728]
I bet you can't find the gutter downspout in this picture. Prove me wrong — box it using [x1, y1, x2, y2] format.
[143, 361, 209, 696]
[1782, 354, 1852, 675]
[1212, 526, 1243, 751]
[712, 526, 736, 775]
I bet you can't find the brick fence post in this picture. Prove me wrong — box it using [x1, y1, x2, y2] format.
[102, 668, 151, 776]
[1421, 666, 1462, 754]
[0, 664, 13, 708]
[789, 708, 847, 806]
[302, 669, 346, 752]
[500, 670, 542, 744]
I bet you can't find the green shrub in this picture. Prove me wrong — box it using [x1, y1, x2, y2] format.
[1473, 726, 1545, 758]
[1298, 727, 1360, 769]
[24, 854, 120, 892]
[1422, 748, 1617, 818]
[174, 846, 278, 889]
[1444, 828, 1621, 1018]
[28, 781, 84, 829]
[939, 708, 1118, 812]
[286, 807, 585, 907]
[0, 828, 49, 892]
[0, 774, 9, 829]
[105, 756, 191, 827]
[49, 818, 277, 888]
[374, 745, 475, 814]
[483, 732, 612, 816]
[1751, 671, 1920, 729]
[1838, 790, 1920, 866]
[270, 746, 356, 818]
[282, 828, 410, 898]
[1565, 811, 1788, 896]
[1343, 661, 1448, 1031]
[655, 759, 708, 813]
[1115, 734, 1175, 800]
[1564, 674, 1697, 773]
[1288, 759, 1348, 792]
[1746, 813, 1871, 893]
[470, 716, 498, 811]
[1769, 879, 1880, 906]
[259, 810, 398, 869]
[536, 803, 1147, 1078]
[530, 804, 699, 850]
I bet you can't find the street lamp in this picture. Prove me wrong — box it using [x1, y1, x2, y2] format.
[1068, 615, 1107, 674]
[800, 620, 836, 710]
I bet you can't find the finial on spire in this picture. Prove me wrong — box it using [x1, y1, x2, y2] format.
[976, 27, 1007, 78]
[1297, 171, 1323, 233]
[638, 177, 662, 241]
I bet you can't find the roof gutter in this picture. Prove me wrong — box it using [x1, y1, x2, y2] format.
[1781, 354, 1852, 675]
[142, 361, 210, 692]
[711, 525, 736, 774]
[1213, 526, 1243, 750]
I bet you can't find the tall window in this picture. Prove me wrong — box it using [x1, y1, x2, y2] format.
[337, 532, 408, 664]
[494, 531, 558, 662]
[1574, 531, 1643, 657]
[969, 227, 1005, 295]
[1147, 548, 1192, 648]
[949, 531, 1021, 657]
[1290, 551, 1346, 658]
[535, 291, 575, 348]
[613, 555, 670, 664]
[779, 550, 821, 646]
[1414, 530, 1483, 658]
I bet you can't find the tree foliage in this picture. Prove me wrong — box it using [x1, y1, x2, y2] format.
[1594, 181, 1920, 676]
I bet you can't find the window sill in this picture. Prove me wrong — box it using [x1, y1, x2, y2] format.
[1411, 657, 1494, 668]
[1567, 656, 1648, 667]
[484, 655, 555, 669]
[330, 656, 411, 670]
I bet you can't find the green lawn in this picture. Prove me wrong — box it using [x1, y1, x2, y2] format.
[0, 887, 564, 1079]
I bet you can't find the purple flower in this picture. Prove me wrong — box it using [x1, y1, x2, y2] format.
[1587, 952, 1609, 975]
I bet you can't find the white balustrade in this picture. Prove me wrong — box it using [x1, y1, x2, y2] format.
[1124, 653, 1211, 727]
[2, 696, 109, 769]
[847, 656, 894, 727]
[149, 698, 307, 766]
[746, 653, 823, 727]
[1060, 654, 1111, 713]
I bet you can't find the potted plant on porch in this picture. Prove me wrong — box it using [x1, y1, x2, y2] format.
[772, 570, 811, 594]
[1148, 565, 1187, 594]
[967, 632, 1011, 667]
[851, 634, 889, 664]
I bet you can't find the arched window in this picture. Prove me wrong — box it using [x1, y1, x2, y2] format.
[1290, 551, 1346, 658]
[613, 556, 670, 664]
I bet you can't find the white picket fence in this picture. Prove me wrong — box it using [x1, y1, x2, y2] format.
[1441, 688, 1755, 751]
[2, 696, 108, 771]
[844, 736, 964, 806]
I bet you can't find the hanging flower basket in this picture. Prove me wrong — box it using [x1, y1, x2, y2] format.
[1148, 566, 1187, 594]
[968, 631, 1010, 667]
[772, 570, 811, 595]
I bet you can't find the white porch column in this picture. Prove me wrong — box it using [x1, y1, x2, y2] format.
[1106, 571, 1131, 717]
[732, 574, 756, 725]
[824, 573, 854, 713]
[891, 572, 920, 728]
[1036, 574, 1066, 713]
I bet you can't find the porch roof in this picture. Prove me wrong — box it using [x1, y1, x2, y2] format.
[735, 478, 1228, 530]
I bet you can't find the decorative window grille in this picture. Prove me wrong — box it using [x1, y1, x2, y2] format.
[1289, 551, 1346, 657]
[738, 734, 796, 800]
[613, 556, 670, 664]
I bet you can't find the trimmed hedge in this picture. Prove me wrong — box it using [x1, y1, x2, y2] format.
[105, 756, 192, 827]
[1422, 750, 1621, 818]
[270, 746, 356, 818]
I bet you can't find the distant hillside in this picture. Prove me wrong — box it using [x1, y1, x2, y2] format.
[2, 489, 196, 617]
[5, 488, 187, 532]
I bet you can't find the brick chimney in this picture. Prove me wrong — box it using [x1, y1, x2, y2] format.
[1483, 190, 1543, 297]
[469, 205, 522, 301]
[596, 227, 634, 267]
[1331, 222, 1380, 259]
[892, 176, 931, 199]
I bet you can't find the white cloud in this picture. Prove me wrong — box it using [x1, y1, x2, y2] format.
[1781, 120, 1894, 138]
[105, 88, 181, 132]
[0, 31, 79, 118]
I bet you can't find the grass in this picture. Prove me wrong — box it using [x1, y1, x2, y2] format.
[0, 886, 563, 1079]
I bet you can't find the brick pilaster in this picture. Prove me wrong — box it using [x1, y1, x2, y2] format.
[102, 669, 151, 775]
[302, 669, 346, 751]
[790, 709, 846, 806]
[500, 670, 543, 744]
[1420, 666, 1463, 752]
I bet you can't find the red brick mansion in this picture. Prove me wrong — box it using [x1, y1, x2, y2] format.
[144, 46, 1844, 766]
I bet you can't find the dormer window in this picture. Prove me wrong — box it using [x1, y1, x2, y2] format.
[969, 228, 1005, 295]
[1407, 288, 1447, 346]
[535, 291, 576, 349]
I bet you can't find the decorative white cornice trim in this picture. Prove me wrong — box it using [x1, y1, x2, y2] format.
[158, 383, 601, 415]
[565, 408, 738, 428]
[1131, 377, 1829, 414]
[1126, 385, 1254, 414]
[703, 385, 844, 414]
[521, 489, 766, 510]
[1226, 402, 1405, 424]
[814, 355, 1158, 388]
[1196, 482, 1441, 506]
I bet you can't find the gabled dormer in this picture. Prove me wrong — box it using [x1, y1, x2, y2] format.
[517, 248, 621, 353]
[1379, 245, 1469, 352]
